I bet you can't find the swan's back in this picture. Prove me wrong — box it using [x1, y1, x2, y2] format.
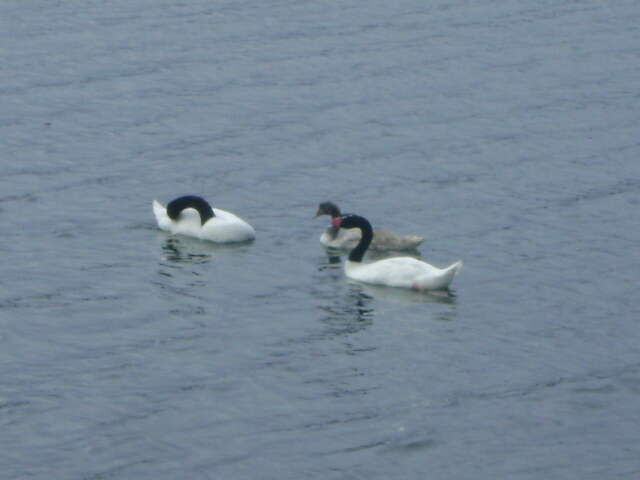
[370, 230, 424, 250]
[346, 257, 432, 287]
[202, 208, 255, 242]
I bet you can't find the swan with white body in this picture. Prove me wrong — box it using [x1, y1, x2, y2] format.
[332, 214, 461, 291]
[315, 202, 424, 250]
[153, 195, 255, 243]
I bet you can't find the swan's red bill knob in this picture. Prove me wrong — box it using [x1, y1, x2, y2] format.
[331, 217, 342, 228]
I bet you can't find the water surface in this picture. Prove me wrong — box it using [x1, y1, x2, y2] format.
[1, 1, 639, 479]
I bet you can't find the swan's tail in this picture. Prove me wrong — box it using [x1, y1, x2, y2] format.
[153, 200, 172, 231]
[416, 260, 462, 290]
[441, 259, 463, 288]
[447, 259, 463, 275]
[399, 235, 425, 249]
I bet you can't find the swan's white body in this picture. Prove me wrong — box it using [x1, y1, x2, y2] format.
[320, 228, 424, 250]
[346, 257, 462, 291]
[153, 200, 255, 243]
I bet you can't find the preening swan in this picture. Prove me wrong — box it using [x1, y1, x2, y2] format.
[153, 195, 255, 243]
[315, 202, 424, 250]
[332, 214, 461, 291]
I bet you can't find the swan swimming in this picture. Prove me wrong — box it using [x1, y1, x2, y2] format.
[332, 214, 461, 291]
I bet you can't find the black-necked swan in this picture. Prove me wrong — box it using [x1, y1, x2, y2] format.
[332, 214, 462, 291]
[153, 196, 255, 243]
[315, 201, 424, 250]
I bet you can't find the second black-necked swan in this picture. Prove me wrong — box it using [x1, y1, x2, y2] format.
[332, 214, 461, 291]
[153, 195, 255, 243]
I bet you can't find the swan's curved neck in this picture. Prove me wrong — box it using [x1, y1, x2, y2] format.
[348, 217, 372, 262]
[167, 196, 215, 225]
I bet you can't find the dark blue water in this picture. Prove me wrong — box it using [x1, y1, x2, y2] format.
[2, 1, 639, 478]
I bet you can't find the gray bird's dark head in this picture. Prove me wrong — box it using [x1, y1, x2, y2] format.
[315, 201, 341, 218]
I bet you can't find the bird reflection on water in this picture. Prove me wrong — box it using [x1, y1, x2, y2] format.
[317, 286, 375, 338]
[158, 234, 252, 265]
[357, 282, 457, 307]
[161, 237, 213, 265]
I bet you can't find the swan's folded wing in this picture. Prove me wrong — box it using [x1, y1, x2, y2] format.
[348, 257, 436, 288]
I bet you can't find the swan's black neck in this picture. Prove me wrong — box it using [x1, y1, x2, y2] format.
[345, 215, 373, 263]
[166, 196, 215, 225]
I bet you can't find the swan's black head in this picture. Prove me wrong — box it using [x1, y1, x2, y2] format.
[166, 195, 215, 225]
[315, 201, 341, 218]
